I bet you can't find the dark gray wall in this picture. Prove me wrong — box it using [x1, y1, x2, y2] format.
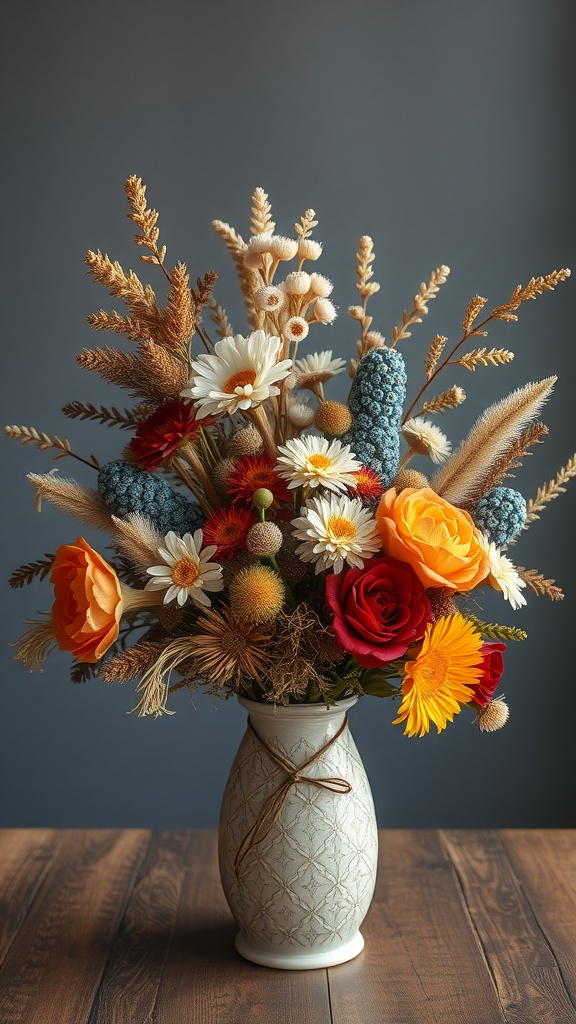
[2, 0, 575, 829]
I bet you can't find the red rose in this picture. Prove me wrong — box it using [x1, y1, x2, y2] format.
[325, 556, 432, 668]
[470, 642, 505, 705]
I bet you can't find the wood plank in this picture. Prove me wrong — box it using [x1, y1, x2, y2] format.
[0, 830, 61, 966]
[442, 829, 576, 1024]
[328, 829, 505, 1024]
[0, 829, 150, 1024]
[87, 830, 192, 1024]
[499, 830, 576, 1008]
[153, 830, 332, 1024]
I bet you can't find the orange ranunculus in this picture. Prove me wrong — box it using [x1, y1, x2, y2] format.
[50, 538, 123, 663]
[376, 487, 488, 592]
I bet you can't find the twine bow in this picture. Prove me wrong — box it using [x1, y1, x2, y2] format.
[234, 715, 352, 876]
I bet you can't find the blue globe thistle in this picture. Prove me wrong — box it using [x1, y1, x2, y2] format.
[98, 461, 204, 537]
[342, 347, 407, 486]
[471, 487, 527, 547]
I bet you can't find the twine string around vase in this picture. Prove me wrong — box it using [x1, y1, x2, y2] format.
[234, 715, 352, 876]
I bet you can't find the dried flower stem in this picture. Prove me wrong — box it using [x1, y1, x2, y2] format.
[517, 567, 564, 601]
[522, 455, 576, 530]
[391, 266, 450, 347]
[5, 425, 99, 470]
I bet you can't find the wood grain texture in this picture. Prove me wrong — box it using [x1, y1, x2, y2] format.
[0, 830, 149, 1024]
[328, 829, 505, 1024]
[152, 830, 332, 1024]
[0, 829, 575, 1024]
[0, 830, 61, 967]
[499, 830, 576, 1010]
[442, 829, 576, 1024]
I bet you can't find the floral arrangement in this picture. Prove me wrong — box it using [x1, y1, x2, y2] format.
[7, 178, 575, 738]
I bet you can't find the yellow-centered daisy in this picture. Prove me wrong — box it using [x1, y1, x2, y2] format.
[145, 530, 224, 608]
[183, 330, 292, 418]
[275, 435, 361, 493]
[291, 492, 381, 574]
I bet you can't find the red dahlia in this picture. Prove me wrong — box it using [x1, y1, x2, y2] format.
[203, 506, 256, 560]
[130, 400, 213, 471]
[226, 454, 291, 507]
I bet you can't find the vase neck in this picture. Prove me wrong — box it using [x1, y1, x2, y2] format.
[237, 697, 356, 752]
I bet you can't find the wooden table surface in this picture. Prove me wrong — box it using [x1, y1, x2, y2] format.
[0, 830, 575, 1023]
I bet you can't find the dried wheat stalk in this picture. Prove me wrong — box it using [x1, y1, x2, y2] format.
[102, 640, 168, 683]
[86, 310, 149, 341]
[391, 265, 450, 347]
[61, 401, 153, 430]
[207, 296, 233, 338]
[424, 335, 448, 380]
[77, 341, 189, 402]
[522, 455, 576, 528]
[5, 426, 99, 469]
[212, 219, 261, 329]
[456, 347, 514, 371]
[250, 187, 275, 236]
[421, 385, 466, 415]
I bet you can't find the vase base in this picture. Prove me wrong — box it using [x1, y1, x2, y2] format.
[234, 930, 365, 970]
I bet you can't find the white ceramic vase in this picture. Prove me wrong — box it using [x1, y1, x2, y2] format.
[218, 696, 379, 970]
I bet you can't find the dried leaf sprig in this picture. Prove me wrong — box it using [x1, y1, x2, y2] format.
[4, 426, 99, 470]
[391, 265, 450, 347]
[61, 401, 153, 430]
[522, 455, 576, 531]
[9, 555, 55, 589]
[517, 568, 564, 601]
[403, 268, 570, 424]
[125, 174, 168, 276]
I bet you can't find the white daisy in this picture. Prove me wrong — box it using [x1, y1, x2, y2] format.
[182, 330, 292, 418]
[402, 417, 452, 464]
[286, 394, 315, 429]
[294, 351, 346, 377]
[275, 435, 361, 493]
[292, 493, 381, 574]
[482, 538, 527, 611]
[145, 530, 224, 608]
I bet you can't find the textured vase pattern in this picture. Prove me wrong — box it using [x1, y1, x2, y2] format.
[219, 698, 378, 963]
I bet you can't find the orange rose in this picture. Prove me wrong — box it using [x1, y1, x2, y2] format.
[376, 487, 488, 592]
[50, 538, 123, 663]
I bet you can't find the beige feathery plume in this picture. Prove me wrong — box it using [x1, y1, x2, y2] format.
[430, 377, 556, 506]
[462, 422, 548, 506]
[13, 616, 57, 671]
[27, 473, 113, 531]
[110, 513, 164, 573]
[85, 250, 157, 313]
[250, 187, 275, 236]
[125, 175, 167, 268]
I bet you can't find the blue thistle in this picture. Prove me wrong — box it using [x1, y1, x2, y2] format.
[98, 461, 204, 537]
[471, 487, 527, 546]
[342, 348, 407, 486]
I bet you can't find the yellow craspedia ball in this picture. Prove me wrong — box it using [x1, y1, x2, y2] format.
[314, 400, 353, 437]
[229, 565, 285, 624]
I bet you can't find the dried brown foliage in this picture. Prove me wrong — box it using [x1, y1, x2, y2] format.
[456, 347, 514, 371]
[102, 640, 169, 683]
[62, 401, 153, 430]
[424, 335, 448, 380]
[490, 269, 571, 322]
[212, 219, 261, 329]
[9, 554, 54, 589]
[5, 425, 99, 470]
[462, 295, 488, 334]
[207, 295, 233, 338]
[350, 236, 384, 367]
[517, 567, 564, 601]
[523, 455, 576, 528]
[76, 341, 189, 403]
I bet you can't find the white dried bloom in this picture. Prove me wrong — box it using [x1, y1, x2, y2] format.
[348, 305, 365, 320]
[243, 250, 266, 269]
[402, 417, 451, 464]
[365, 331, 385, 349]
[313, 297, 337, 323]
[246, 233, 274, 254]
[477, 697, 510, 732]
[481, 538, 527, 611]
[298, 238, 323, 261]
[309, 273, 333, 297]
[268, 235, 299, 260]
[284, 316, 309, 343]
[294, 351, 346, 378]
[284, 271, 311, 295]
[287, 395, 315, 428]
[255, 285, 286, 312]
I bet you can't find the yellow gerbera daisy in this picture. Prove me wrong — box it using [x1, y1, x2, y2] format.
[393, 613, 483, 737]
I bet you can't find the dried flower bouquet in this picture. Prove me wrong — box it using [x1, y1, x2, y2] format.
[7, 178, 574, 738]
